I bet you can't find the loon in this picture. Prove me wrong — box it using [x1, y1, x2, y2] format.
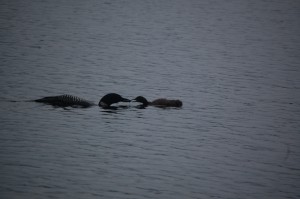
[133, 96, 182, 108]
[35, 93, 130, 108]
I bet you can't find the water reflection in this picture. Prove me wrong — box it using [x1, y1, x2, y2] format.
[99, 105, 131, 113]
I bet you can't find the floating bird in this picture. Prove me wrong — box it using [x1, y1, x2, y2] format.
[34, 93, 130, 108]
[133, 96, 182, 108]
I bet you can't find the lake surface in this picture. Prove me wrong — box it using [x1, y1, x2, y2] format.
[0, 0, 300, 198]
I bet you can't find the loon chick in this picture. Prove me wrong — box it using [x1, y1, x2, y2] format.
[35, 93, 130, 108]
[133, 96, 182, 108]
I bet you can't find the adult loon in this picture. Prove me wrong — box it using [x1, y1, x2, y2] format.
[35, 93, 130, 108]
[133, 96, 182, 108]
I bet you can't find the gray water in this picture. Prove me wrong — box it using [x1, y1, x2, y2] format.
[0, 0, 300, 198]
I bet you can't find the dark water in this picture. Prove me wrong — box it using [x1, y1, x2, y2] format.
[1, 0, 300, 198]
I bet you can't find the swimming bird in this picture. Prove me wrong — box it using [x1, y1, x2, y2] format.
[98, 93, 131, 108]
[34, 93, 130, 108]
[133, 96, 182, 108]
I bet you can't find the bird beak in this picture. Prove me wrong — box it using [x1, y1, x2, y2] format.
[121, 98, 131, 102]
